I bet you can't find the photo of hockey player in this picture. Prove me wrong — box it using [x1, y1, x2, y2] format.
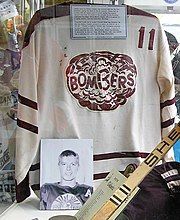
[40, 139, 93, 210]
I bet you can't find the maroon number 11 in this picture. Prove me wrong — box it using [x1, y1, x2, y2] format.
[138, 27, 155, 50]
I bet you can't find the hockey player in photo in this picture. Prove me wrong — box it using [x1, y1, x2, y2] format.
[40, 150, 93, 210]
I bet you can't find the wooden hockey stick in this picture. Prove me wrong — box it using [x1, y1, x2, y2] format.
[92, 122, 180, 220]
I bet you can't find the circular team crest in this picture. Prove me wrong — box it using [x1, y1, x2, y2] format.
[51, 193, 82, 209]
[66, 51, 137, 111]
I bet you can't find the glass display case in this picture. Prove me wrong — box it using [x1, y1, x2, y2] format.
[0, 0, 179, 218]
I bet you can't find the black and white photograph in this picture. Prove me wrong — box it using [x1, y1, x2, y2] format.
[40, 139, 93, 210]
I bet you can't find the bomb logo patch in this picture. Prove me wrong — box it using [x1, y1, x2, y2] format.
[66, 51, 137, 111]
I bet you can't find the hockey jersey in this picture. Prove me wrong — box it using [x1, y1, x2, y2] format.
[15, 3, 177, 202]
[40, 183, 93, 210]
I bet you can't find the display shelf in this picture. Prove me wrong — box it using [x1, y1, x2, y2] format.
[0, 190, 77, 220]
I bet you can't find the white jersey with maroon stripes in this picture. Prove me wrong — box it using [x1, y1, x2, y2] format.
[15, 4, 177, 202]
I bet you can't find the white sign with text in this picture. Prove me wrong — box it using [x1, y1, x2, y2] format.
[70, 4, 127, 39]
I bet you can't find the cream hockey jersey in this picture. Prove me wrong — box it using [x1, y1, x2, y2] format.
[15, 4, 177, 202]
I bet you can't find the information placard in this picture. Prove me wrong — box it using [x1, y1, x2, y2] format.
[70, 4, 127, 39]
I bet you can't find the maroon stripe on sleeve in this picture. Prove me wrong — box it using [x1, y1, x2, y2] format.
[93, 152, 149, 161]
[18, 94, 38, 110]
[17, 118, 38, 134]
[161, 118, 175, 128]
[30, 163, 40, 171]
[15, 173, 30, 203]
[160, 98, 176, 109]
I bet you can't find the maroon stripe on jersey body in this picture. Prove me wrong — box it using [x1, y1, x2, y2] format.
[18, 94, 38, 110]
[161, 118, 175, 128]
[17, 118, 38, 134]
[93, 152, 149, 161]
[94, 172, 109, 180]
[28, 152, 146, 171]
[160, 98, 176, 109]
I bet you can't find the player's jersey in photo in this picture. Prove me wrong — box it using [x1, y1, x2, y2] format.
[40, 183, 93, 210]
[15, 3, 177, 202]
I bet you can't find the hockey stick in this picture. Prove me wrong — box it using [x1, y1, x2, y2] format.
[92, 122, 180, 220]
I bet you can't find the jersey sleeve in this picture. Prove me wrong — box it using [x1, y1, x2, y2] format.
[15, 29, 40, 202]
[157, 26, 177, 161]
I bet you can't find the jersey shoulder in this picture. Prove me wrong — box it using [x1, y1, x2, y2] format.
[127, 5, 157, 19]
